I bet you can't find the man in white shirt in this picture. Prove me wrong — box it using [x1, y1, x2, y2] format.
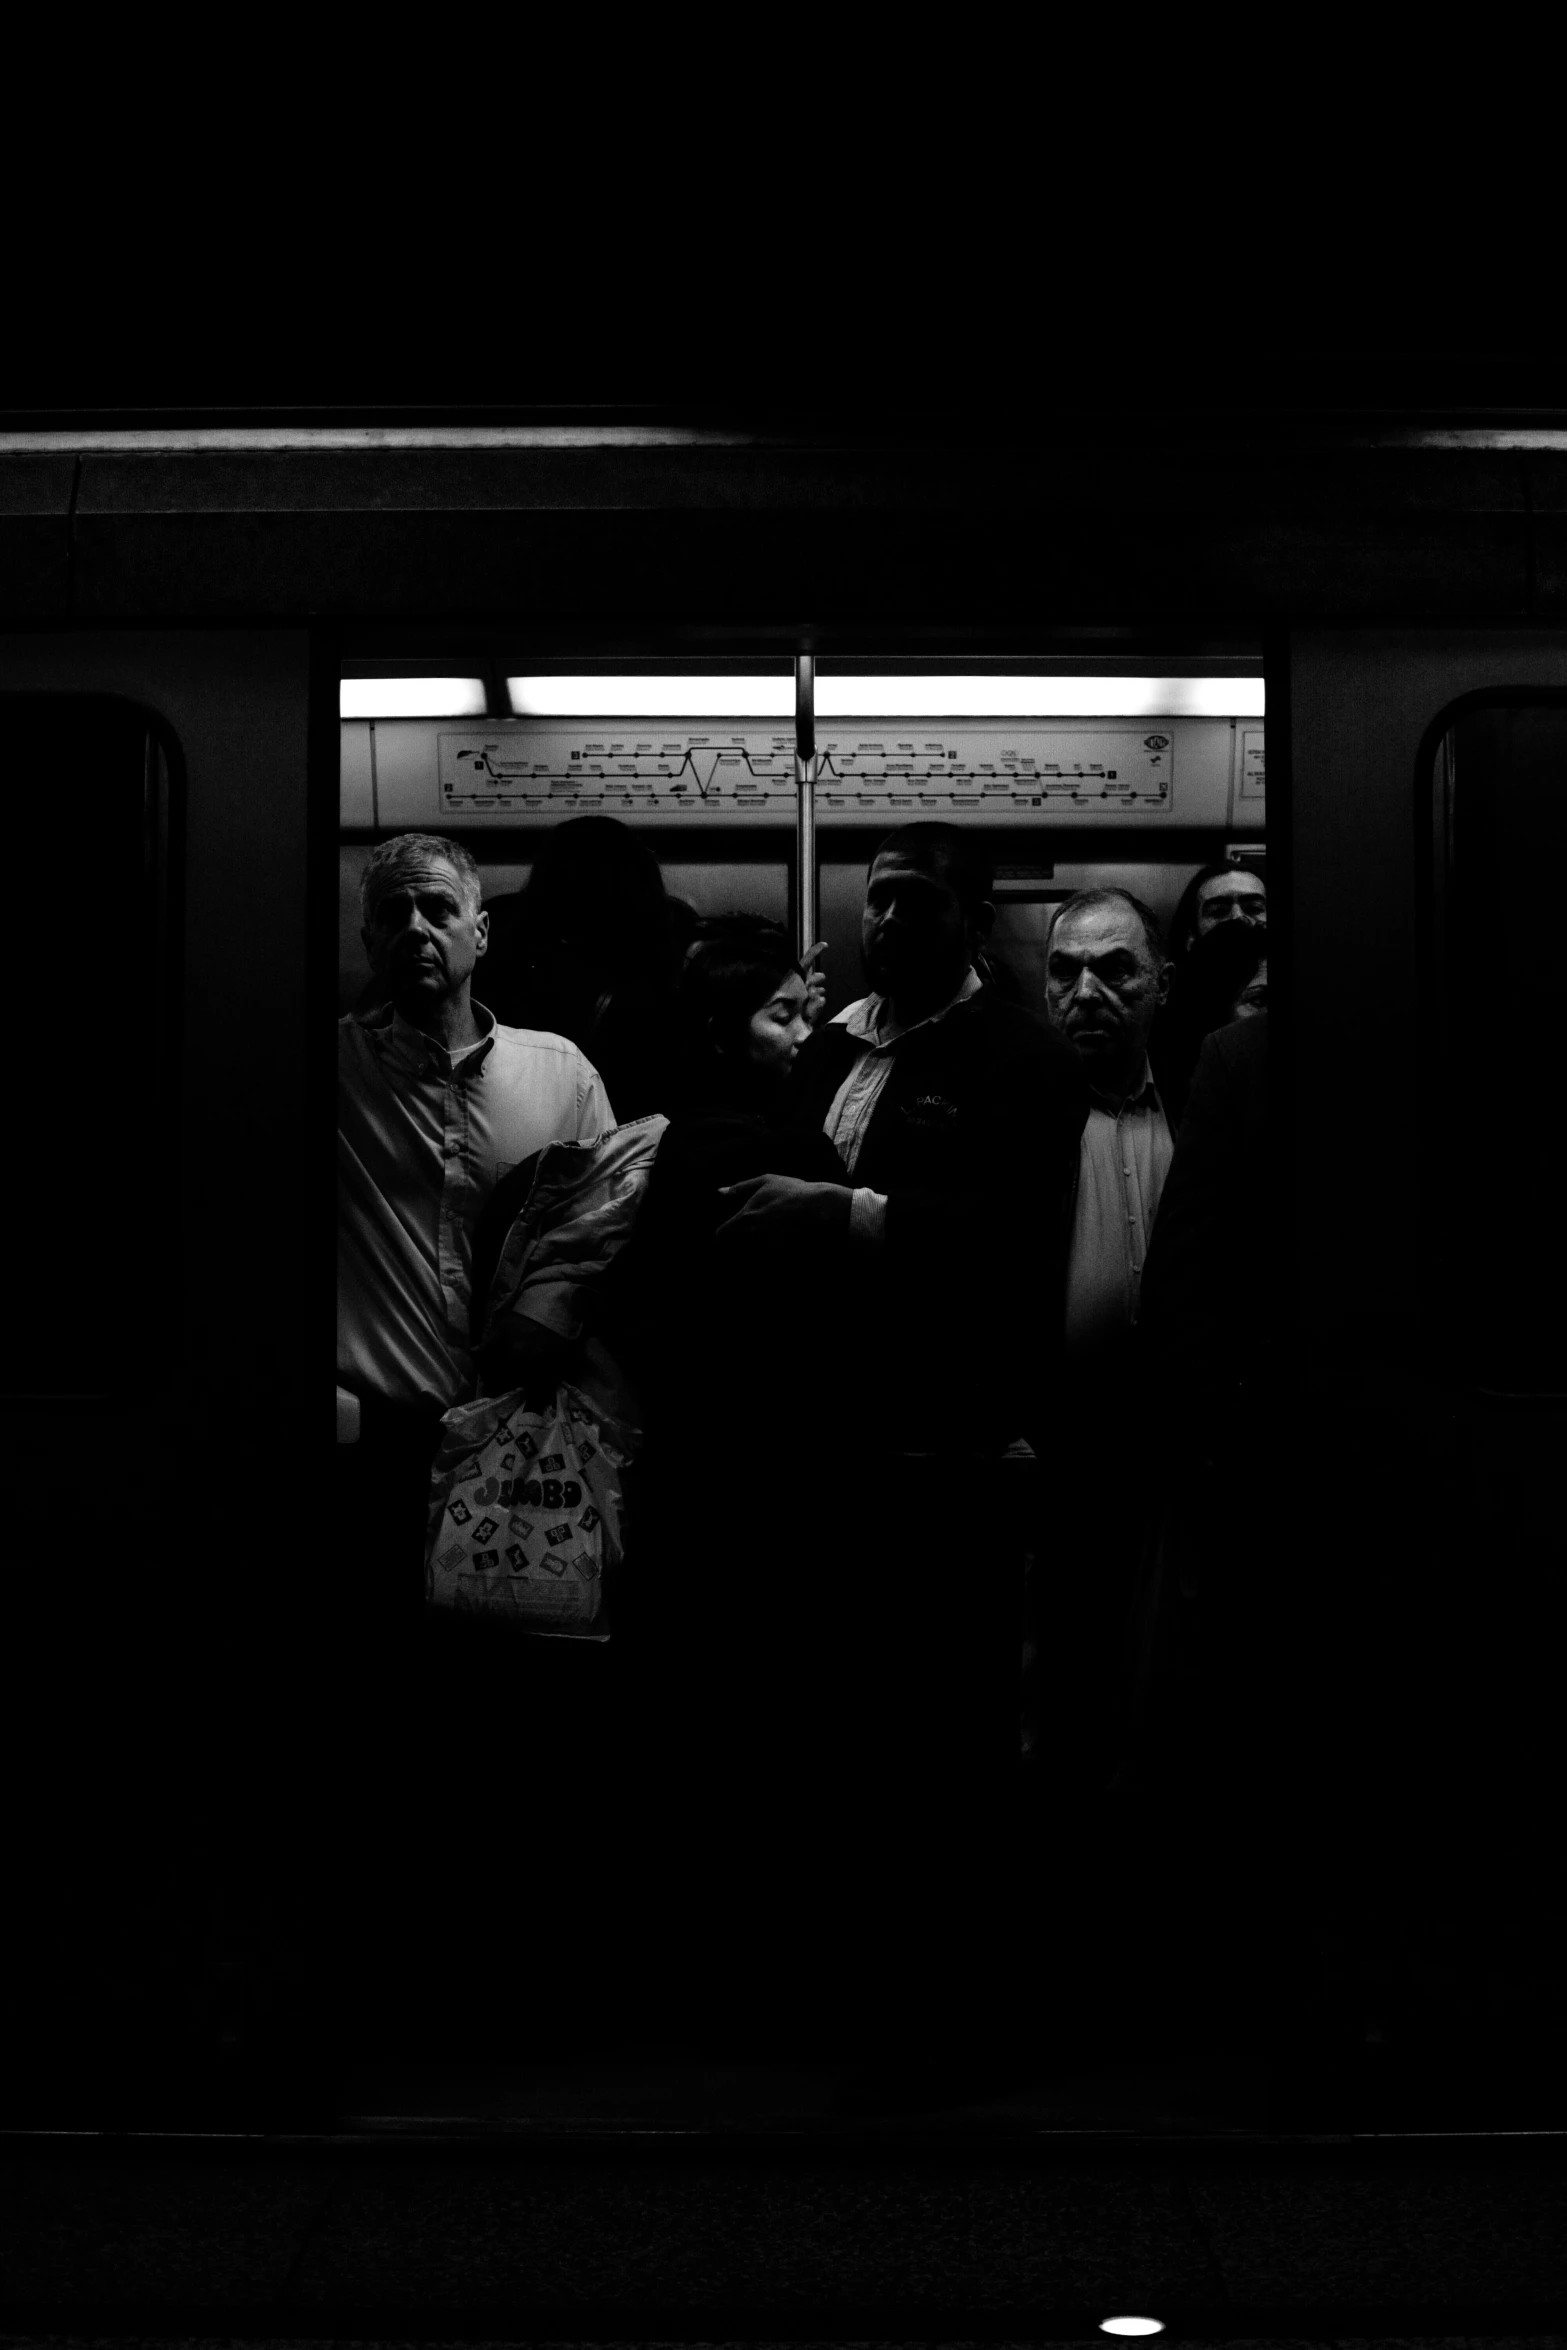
[1045, 889, 1176, 1362]
[721, 824, 1086, 1446]
[336, 832, 613, 1643]
[339, 833, 613, 1420]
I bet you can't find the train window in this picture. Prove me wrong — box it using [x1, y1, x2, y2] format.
[0, 698, 179, 1397]
[1428, 700, 1567, 1391]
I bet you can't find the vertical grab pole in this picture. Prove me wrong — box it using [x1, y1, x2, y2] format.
[795, 651, 817, 959]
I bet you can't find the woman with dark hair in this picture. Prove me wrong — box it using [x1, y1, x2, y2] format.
[1149, 919, 1268, 1129]
[669, 915, 817, 1101]
[606, 917, 859, 2054]
[619, 915, 848, 1360]
[612, 917, 851, 1747]
[480, 817, 682, 1121]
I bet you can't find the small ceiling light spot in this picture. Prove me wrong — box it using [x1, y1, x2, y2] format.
[341, 678, 487, 719]
[1100, 2320, 1166, 2337]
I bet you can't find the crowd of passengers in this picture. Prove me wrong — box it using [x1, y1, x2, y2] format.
[337, 817, 1268, 1781]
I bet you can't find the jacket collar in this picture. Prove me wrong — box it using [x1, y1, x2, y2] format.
[837, 965, 983, 1051]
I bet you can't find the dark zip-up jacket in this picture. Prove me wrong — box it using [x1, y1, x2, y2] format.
[782, 987, 1088, 1448]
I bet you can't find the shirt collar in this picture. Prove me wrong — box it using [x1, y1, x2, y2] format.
[365, 997, 497, 1078]
[842, 964, 983, 1049]
[1086, 1052, 1161, 1116]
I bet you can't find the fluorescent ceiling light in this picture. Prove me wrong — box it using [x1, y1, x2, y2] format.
[1099, 2322, 1165, 2338]
[818, 677, 1263, 719]
[510, 676, 794, 717]
[508, 675, 1263, 719]
[340, 677, 488, 719]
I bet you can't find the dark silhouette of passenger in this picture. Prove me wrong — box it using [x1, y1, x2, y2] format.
[974, 941, 1027, 1003]
[1124, 1009, 1273, 1842]
[1140, 1007, 1270, 1403]
[1150, 918, 1268, 1128]
[730, 822, 1087, 1451]
[666, 893, 702, 967]
[480, 817, 682, 1122]
[694, 829, 1086, 2098]
[612, 918, 850, 1731]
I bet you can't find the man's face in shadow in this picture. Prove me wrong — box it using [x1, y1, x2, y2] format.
[862, 851, 982, 1004]
[362, 856, 488, 1019]
[1194, 871, 1267, 942]
[1045, 901, 1169, 1075]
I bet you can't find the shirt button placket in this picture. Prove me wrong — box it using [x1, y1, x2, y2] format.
[440, 1079, 465, 1326]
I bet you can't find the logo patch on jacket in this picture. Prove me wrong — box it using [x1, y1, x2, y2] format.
[904, 1092, 959, 1128]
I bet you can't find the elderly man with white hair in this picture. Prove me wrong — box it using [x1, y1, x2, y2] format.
[338, 831, 614, 1424]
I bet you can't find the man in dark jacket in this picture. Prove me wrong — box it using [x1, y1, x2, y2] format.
[1121, 1010, 1272, 1801]
[1139, 1007, 1269, 1395]
[710, 825, 1085, 2102]
[717, 823, 1087, 1450]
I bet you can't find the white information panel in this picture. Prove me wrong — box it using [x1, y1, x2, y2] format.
[360, 717, 1258, 829]
[1238, 725, 1265, 803]
[432, 722, 1180, 821]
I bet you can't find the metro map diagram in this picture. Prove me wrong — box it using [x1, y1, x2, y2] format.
[437, 724, 1176, 821]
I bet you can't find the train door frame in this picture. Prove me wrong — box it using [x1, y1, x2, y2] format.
[0, 624, 335, 2125]
[0, 687, 187, 1385]
[328, 639, 1287, 2096]
[1281, 632, 1567, 2130]
[1413, 681, 1567, 1394]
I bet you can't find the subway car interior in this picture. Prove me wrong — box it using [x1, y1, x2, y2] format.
[328, 649, 1269, 2121]
[2, 400, 1565, 2158]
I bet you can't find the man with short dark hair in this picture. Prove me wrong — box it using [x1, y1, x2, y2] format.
[719, 822, 1086, 1443]
[711, 825, 1087, 2103]
[1167, 862, 1267, 961]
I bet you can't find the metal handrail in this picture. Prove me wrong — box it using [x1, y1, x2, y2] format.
[795, 652, 817, 958]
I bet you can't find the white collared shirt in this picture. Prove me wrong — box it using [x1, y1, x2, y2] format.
[824, 966, 984, 1177]
[337, 1001, 613, 1409]
[1063, 1054, 1173, 1357]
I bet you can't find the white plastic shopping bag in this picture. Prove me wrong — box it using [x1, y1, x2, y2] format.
[424, 1381, 631, 1639]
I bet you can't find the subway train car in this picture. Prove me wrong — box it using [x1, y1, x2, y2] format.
[0, 399, 1562, 2134]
